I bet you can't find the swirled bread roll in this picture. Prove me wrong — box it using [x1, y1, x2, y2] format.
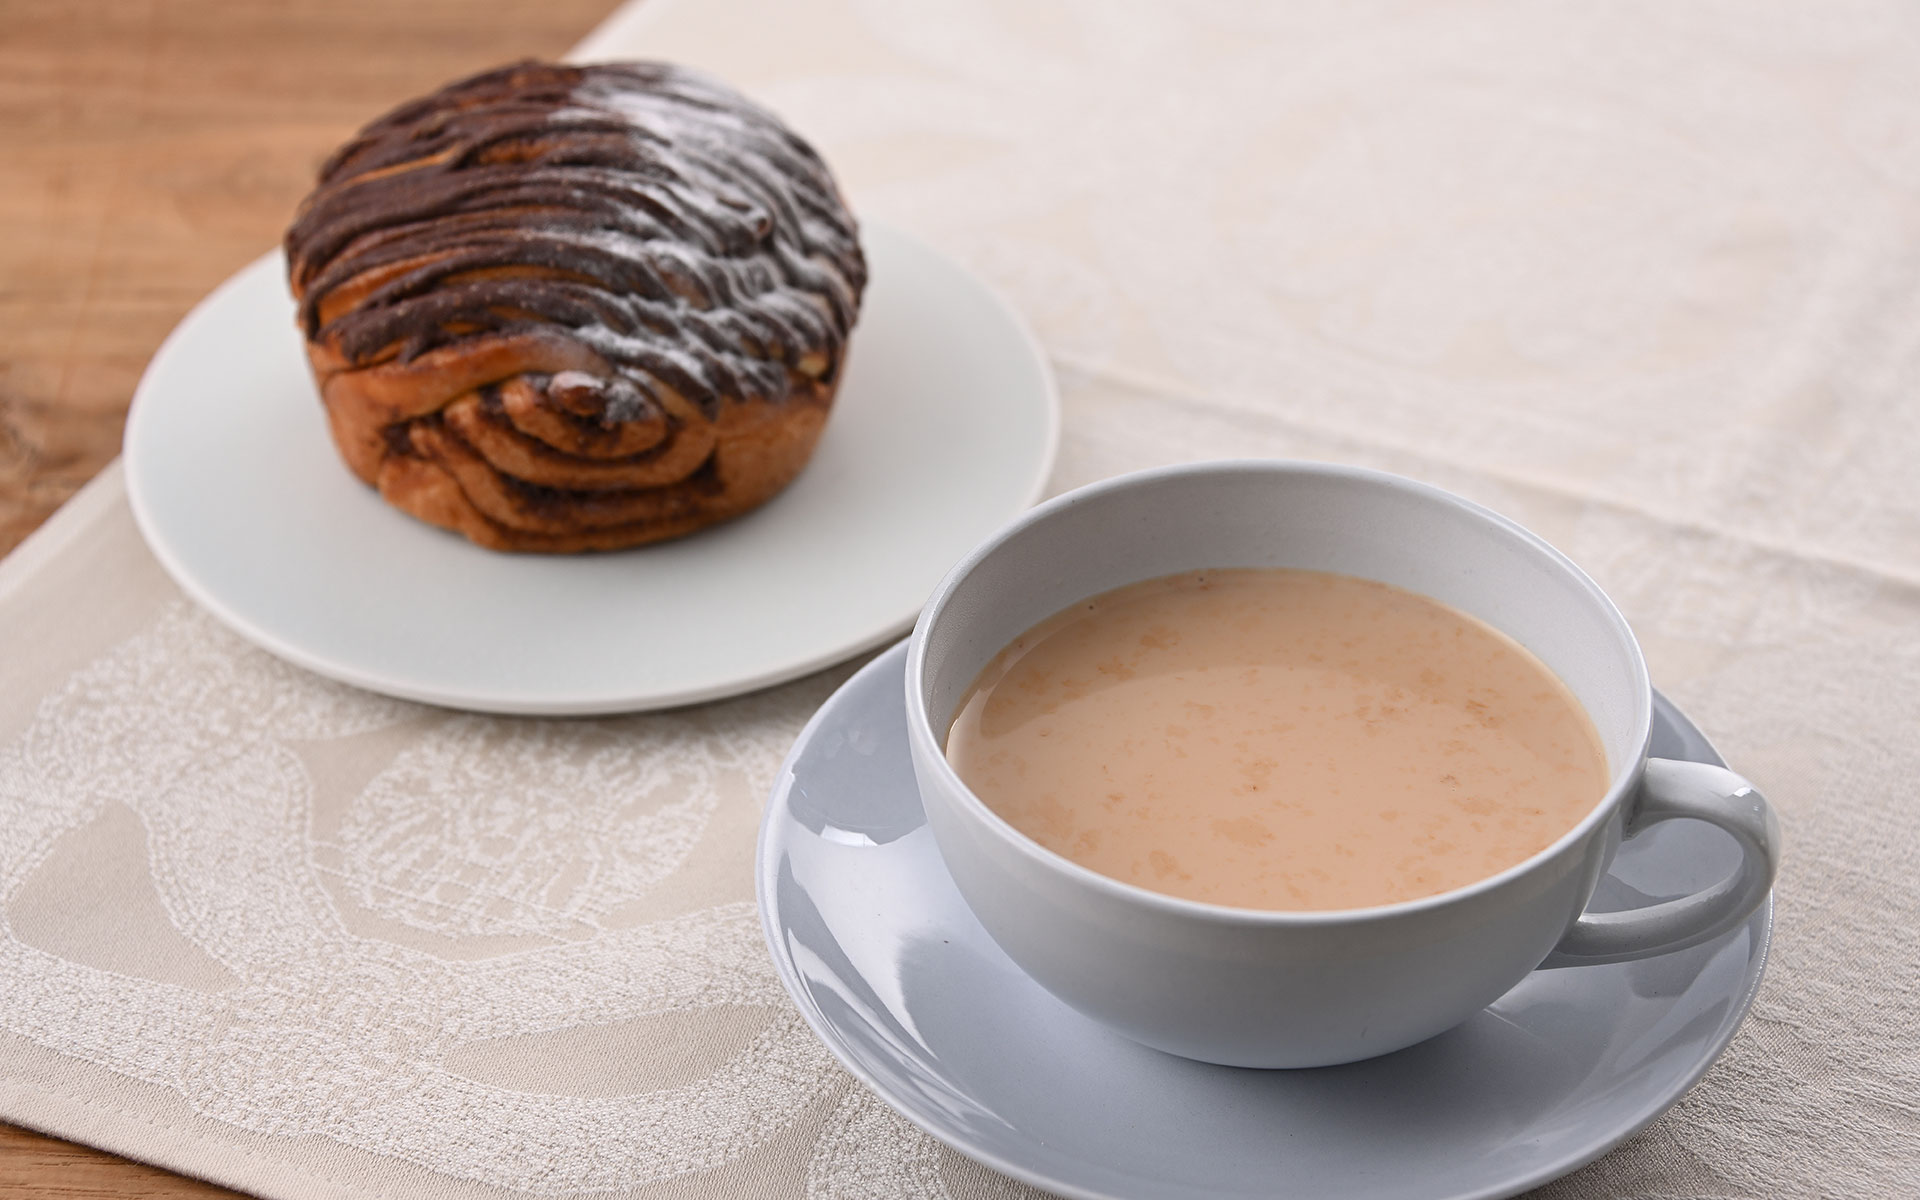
[284, 61, 866, 552]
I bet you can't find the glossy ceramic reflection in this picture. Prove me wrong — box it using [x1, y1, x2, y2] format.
[123, 220, 1058, 714]
[903, 461, 1777, 1066]
[758, 642, 1771, 1200]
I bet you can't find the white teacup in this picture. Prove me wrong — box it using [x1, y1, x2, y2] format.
[904, 460, 1778, 1069]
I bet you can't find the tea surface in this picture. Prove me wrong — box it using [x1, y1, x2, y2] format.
[945, 569, 1609, 910]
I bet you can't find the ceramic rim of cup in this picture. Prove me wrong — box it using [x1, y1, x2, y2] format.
[904, 457, 1655, 927]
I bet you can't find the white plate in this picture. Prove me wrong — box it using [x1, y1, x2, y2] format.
[758, 641, 1773, 1200]
[123, 221, 1058, 713]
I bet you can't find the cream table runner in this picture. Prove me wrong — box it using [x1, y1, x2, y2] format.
[5, 0, 1919, 1196]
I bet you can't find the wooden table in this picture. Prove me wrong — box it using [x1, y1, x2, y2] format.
[0, 1, 619, 1190]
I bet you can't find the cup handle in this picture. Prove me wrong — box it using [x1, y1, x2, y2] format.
[1539, 758, 1779, 969]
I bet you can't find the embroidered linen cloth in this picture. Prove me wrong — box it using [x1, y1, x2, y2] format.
[4, 0, 1918, 1196]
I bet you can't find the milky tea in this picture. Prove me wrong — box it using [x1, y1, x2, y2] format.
[944, 569, 1610, 911]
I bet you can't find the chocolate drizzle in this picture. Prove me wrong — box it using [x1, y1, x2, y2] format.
[282, 61, 866, 552]
[284, 60, 866, 419]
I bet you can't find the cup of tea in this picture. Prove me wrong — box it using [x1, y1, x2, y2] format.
[903, 460, 1778, 1068]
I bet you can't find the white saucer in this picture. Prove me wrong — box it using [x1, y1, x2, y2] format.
[122, 221, 1058, 714]
[757, 641, 1773, 1200]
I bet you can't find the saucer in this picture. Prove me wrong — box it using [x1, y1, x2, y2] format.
[123, 220, 1057, 714]
[757, 642, 1772, 1200]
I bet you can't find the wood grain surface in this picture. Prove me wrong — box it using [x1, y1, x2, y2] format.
[0, 2, 619, 1191]
[0, 0, 619, 558]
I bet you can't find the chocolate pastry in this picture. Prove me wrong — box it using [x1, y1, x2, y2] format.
[284, 61, 866, 552]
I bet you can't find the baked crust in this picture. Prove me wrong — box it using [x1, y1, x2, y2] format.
[284, 61, 865, 552]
